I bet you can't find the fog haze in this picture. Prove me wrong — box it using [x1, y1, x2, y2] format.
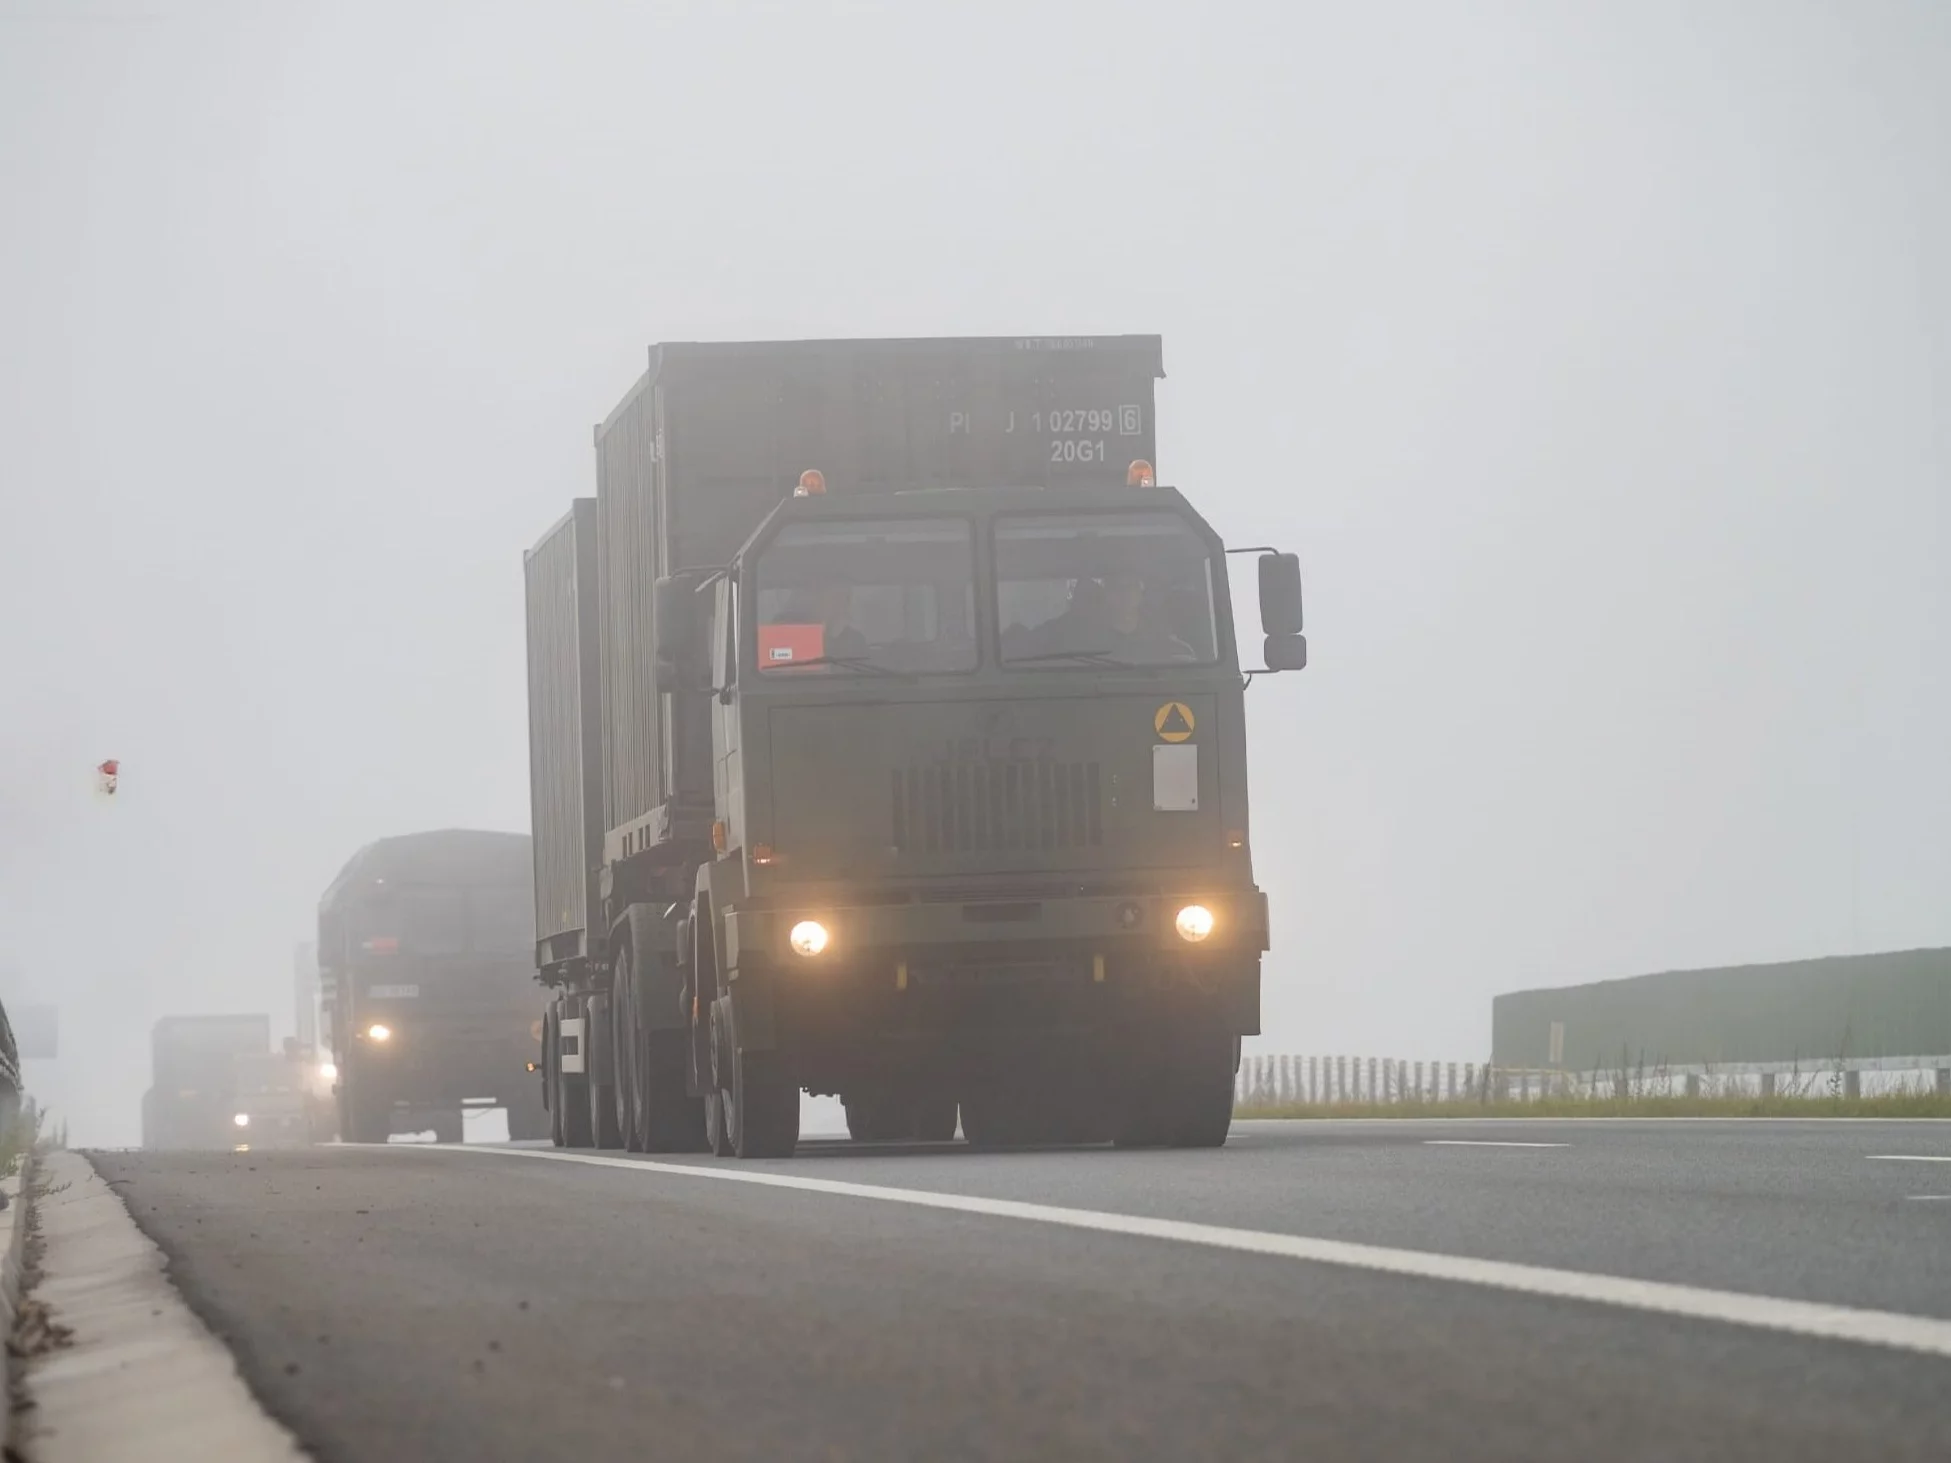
[2, 0, 1945, 1143]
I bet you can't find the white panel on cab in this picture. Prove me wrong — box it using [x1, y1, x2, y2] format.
[1152, 743, 1198, 812]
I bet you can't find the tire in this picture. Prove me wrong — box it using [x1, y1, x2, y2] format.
[844, 1093, 903, 1142]
[959, 1087, 1032, 1149]
[1118, 1021, 1235, 1150]
[643, 1030, 707, 1152]
[613, 950, 646, 1153]
[551, 1002, 594, 1149]
[912, 1095, 959, 1143]
[714, 999, 797, 1160]
[589, 1066, 622, 1149]
[545, 1007, 566, 1147]
[704, 1090, 732, 1157]
[1161, 1028, 1236, 1149]
[432, 1109, 464, 1146]
[342, 1072, 394, 1145]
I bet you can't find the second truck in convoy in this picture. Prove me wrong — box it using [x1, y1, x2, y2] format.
[318, 830, 545, 1143]
[523, 335, 1305, 1158]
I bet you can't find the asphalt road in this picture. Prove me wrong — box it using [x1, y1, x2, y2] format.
[89, 1119, 1951, 1462]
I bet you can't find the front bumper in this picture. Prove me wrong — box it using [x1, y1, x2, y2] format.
[720, 886, 1268, 1055]
[345, 1012, 539, 1103]
[724, 886, 1269, 972]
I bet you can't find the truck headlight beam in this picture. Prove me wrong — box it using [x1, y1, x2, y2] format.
[366, 1023, 393, 1043]
[1175, 905, 1216, 943]
[233, 1112, 250, 1128]
[789, 920, 830, 957]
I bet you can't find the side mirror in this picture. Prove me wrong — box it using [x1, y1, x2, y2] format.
[653, 576, 708, 690]
[1262, 633, 1308, 673]
[1258, 552, 1303, 637]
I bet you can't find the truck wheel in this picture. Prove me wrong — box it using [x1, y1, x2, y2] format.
[1161, 1027, 1237, 1149]
[589, 1065, 623, 1149]
[612, 951, 646, 1153]
[959, 1088, 1032, 1149]
[342, 1080, 394, 1145]
[432, 1110, 465, 1146]
[715, 1001, 797, 1160]
[550, 1003, 594, 1149]
[911, 1095, 959, 1143]
[844, 1093, 903, 1142]
[643, 1030, 707, 1153]
[704, 1091, 732, 1157]
[1118, 1021, 1235, 1150]
[729, 1052, 798, 1159]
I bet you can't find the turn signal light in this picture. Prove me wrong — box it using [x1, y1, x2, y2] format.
[1127, 459, 1156, 488]
[795, 468, 827, 496]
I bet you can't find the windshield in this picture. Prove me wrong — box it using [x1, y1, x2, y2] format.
[996, 510, 1220, 667]
[752, 518, 978, 675]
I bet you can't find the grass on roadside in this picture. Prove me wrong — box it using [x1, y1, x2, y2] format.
[0, 1100, 45, 1178]
[1235, 1091, 1951, 1120]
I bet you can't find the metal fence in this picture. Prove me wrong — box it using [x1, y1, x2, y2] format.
[1233, 1052, 1951, 1107]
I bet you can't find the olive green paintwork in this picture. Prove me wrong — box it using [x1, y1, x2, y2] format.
[698, 482, 1270, 1043]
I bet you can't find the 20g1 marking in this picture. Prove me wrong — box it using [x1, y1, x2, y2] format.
[1051, 439, 1108, 463]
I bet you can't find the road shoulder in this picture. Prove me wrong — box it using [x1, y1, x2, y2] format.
[12, 1151, 305, 1463]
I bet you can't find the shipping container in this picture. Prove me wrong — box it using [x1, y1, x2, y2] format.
[592, 335, 1167, 841]
[524, 500, 603, 968]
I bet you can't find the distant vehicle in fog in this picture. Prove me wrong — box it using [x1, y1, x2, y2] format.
[317, 830, 545, 1143]
[141, 1014, 274, 1150]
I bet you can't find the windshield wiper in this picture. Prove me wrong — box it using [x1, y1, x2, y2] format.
[771, 654, 915, 680]
[1007, 649, 1139, 668]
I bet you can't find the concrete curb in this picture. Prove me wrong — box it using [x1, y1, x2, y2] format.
[14, 1151, 307, 1463]
[0, 1154, 28, 1457]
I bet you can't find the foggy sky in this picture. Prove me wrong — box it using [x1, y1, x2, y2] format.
[2, 0, 1945, 1144]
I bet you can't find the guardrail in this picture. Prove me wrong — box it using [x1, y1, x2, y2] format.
[1234, 1053, 1951, 1107]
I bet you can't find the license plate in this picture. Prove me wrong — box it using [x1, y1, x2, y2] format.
[367, 984, 420, 1000]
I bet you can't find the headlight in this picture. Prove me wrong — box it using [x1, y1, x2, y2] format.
[319, 1061, 338, 1083]
[367, 1023, 393, 1043]
[233, 1113, 251, 1128]
[789, 920, 830, 957]
[1174, 905, 1216, 943]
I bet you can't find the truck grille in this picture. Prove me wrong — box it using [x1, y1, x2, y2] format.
[892, 761, 1103, 855]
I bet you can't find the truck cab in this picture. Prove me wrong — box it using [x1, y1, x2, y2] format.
[659, 472, 1305, 1154]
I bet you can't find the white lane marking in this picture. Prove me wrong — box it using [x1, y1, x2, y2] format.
[1423, 1140, 1568, 1149]
[432, 1145, 1951, 1360]
[1867, 1155, 1951, 1163]
[1232, 1117, 1951, 1125]
[1906, 1196, 1951, 1202]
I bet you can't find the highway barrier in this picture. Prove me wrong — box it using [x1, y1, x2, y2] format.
[1234, 1053, 1951, 1109]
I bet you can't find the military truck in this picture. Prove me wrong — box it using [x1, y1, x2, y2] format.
[140, 1013, 273, 1150]
[230, 1042, 334, 1148]
[317, 830, 546, 1143]
[523, 335, 1305, 1158]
